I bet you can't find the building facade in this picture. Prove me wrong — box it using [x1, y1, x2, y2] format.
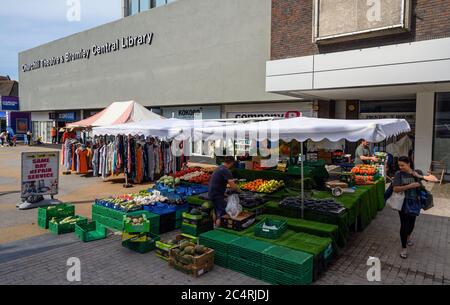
[19, 0, 314, 143]
[266, 0, 450, 173]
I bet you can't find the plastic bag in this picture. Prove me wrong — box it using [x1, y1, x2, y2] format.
[386, 191, 404, 211]
[225, 194, 242, 220]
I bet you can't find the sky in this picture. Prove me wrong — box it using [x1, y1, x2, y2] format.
[0, 0, 122, 81]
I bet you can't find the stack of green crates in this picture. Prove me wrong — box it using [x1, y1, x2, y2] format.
[261, 245, 313, 285]
[38, 203, 75, 229]
[91, 204, 160, 233]
[181, 212, 213, 237]
[199, 230, 241, 268]
[48, 216, 88, 235]
[228, 237, 273, 279]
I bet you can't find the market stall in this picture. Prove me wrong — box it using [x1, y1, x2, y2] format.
[37, 116, 411, 285]
[61, 101, 165, 175]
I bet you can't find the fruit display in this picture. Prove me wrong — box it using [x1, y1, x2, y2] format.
[351, 164, 378, 185]
[279, 197, 346, 216]
[351, 164, 377, 175]
[354, 175, 375, 185]
[240, 179, 285, 193]
[50, 216, 84, 225]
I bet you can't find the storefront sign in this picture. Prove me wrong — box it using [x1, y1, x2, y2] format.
[22, 32, 154, 73]
[162, 106, 221, 120]
[313, 0, 411, 43]
[1, 96, 19, 111]
[21, 151, 59, 198]
[227, 111, 302, 119]
[49, 112, 76, 121]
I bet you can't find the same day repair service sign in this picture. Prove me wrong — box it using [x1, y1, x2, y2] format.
[21, 151, 59, 198]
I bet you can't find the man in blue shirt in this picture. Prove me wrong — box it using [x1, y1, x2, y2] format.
[208, 156, 239, 227]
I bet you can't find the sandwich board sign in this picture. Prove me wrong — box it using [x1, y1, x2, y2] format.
[20, 151, 59, 208]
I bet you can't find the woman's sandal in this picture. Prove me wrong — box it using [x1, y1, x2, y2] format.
[400, 252, 408, 259]
[407, 240, 414, 247]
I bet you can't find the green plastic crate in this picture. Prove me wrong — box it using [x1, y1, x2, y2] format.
[254, 218, 288, 239]
[214, 251, 228, 268]
[175, 219, 182, 229]
[48, 216, 88, 235]
[123, 215, 150, 233]
[92, 204, 126, 221]
[92, 213, 123, 231]
[176, 207, 189, 220]
[262, 245, 313, 278]
[199, 230, 241, 254]
[261, 266, 312, 285]
[181, 222, 213, 237]
[38, 216, 48, 229]
[228, 237, 273, 264]
[122, 232, 160, 254]
[228, 256, 261, 279]
[75, 221, 107, 242]
[38, 203, 75, 220]
[182, 212, 203, 221]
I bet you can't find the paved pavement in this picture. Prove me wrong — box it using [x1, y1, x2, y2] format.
[1, 145, 449, 285]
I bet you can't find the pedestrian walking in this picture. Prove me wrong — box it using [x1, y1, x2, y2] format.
[0, 130, 5, 146]
[392, 156, 437, 259]
[51, 126, 57, 144]
[26, 130, 32, 146]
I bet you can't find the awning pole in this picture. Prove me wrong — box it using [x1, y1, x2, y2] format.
[301, 141, 304, 219]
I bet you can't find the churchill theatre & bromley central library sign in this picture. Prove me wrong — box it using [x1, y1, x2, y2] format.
[22, 32, 154, 73]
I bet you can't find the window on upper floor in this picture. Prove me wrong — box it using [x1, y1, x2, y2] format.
[126, 0, 177, 16]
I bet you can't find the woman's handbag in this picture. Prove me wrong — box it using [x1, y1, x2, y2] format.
[386, 191, 405, 211]
[419, 188, 434, 211]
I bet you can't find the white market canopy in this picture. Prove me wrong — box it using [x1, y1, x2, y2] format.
[66, 101, 164, 129]
[92, 118, 235, 140]
[197, 117, 411, 143]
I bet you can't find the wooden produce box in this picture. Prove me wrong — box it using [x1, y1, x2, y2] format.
[168, 258, 214, 278]
[169, 245, 215, 267]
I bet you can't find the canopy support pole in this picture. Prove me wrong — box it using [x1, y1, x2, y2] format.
[301, 141, 304, 219]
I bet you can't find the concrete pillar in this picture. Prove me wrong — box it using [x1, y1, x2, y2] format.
[415, 92, 435, 172]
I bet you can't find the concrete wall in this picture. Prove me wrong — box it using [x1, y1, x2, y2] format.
[19, 0, 292, 112]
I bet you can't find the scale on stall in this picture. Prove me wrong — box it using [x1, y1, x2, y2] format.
[325, 180, 356, 197]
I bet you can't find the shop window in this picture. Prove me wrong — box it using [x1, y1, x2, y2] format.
[433, 93, 450, 173]
[140, 0, 150, 11]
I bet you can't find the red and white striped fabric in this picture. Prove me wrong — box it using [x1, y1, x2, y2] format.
[66, 101, 164, 128]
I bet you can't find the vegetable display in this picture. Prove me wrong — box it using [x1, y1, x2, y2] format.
[237, 192, 266, 208]
[158, 175, 181, 186]
[50, 216, 84, 225]
[124, 216, 146, 225]
[279, 197, 346, 216]
[240, 179, 284, 193]
[96, 190, 169, 212]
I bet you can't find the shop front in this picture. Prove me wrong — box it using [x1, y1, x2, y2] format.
[31, 112, 53, 143]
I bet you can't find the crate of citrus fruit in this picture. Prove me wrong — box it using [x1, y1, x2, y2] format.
[240, 179, 284, 194]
